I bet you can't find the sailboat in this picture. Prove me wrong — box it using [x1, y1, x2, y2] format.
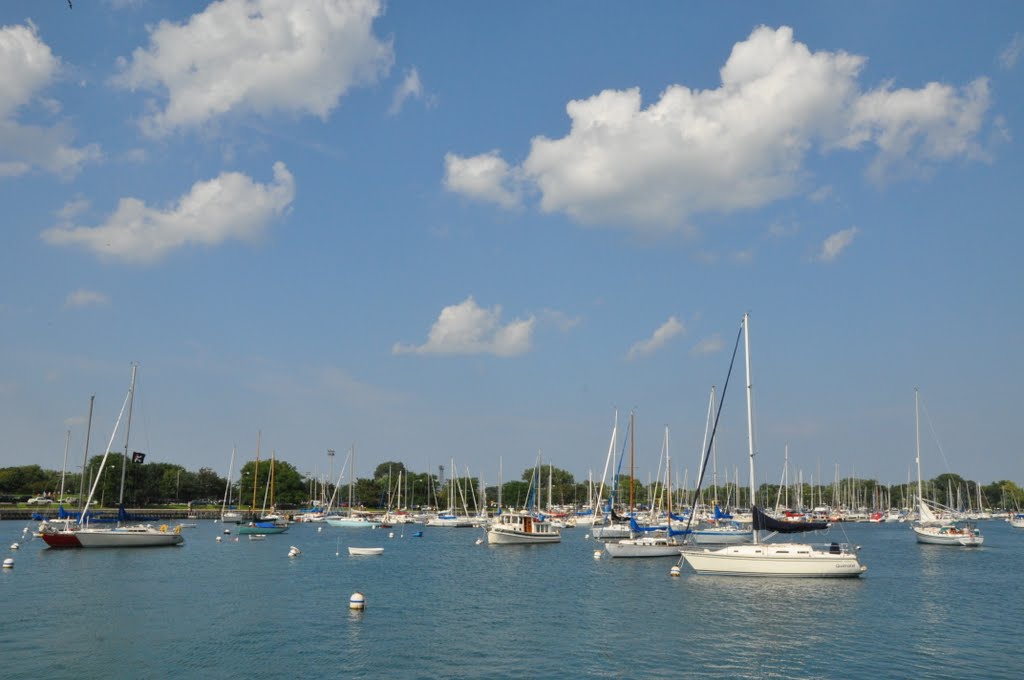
[41, 364, 184, 548]
[911, 389, 983, 546]
[220, 446, 242, 522]
[325, 445, 381, 528]
[680, 314, 866, 577]
[239, 438, 288, 535]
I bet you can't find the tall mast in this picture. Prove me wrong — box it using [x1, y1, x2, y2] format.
[78, 394, 94, 509]
[252, 431, 261, 511]
[914, 388, 924, 516]
[743, 314, 758, 544]
[117, 362, 137, 508]
[59, 429, 70, 503]
[629, 410, 635, 513]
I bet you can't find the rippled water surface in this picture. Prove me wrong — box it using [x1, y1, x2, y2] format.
[2, 520, 1021, 679]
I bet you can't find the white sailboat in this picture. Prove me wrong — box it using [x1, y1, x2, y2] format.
[911, 389, 983, 546]
[680, 314, 866, 577]
[220, 446, 242, 522]
[325, 445, 381, 528]
[606, 426, 683, 557]
[44, 364, 184, 548]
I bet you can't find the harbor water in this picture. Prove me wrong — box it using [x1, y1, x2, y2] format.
[2, 519, 1021, 679]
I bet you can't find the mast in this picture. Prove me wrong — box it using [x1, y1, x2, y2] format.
[78, 395, 94, 509]
[59, 429, 70, 503]
[117, 363, 138, 508]
[914, 388, 924, 518]
[629, 410, 635, 513]
[221, 446, 236, 520]
[743, 313, 758, 544]
[252, 431, 261, 511]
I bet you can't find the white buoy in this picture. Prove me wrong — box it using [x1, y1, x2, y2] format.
[670, 565, 681, 577]
[215, 536, 222, 542]
[317, 526, 322, 533]
[288, 546, 301, 557]
[475, 538, 483, 545]
[223, 528, 231, 534]
[593, 550, 602, 559]
[3, 558, 13, 569]
[388, 531, 394, 539]
[584, 534, 590, 540]
[349, 592, 365, 610]
[10, 542, 19, 550]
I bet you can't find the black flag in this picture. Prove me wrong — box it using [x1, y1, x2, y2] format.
[132, 451, 146, 464]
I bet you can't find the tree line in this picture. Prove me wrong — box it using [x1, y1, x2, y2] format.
[2, 458, 1021, 511]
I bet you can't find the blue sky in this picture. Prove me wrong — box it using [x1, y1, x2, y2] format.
[1, 1, 1021, 491]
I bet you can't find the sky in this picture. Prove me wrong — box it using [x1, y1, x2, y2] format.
[1, 1, 1022, 492]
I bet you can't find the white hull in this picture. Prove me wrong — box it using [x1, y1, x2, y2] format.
[426, 516, 475, 528]
[913, 525, 983, 546]
[591, 524, 631, 540]
[605, 537, 681, 557]
[75, 525, 184, 548]
[348, 547, 384, 555]
[1010, 517, 1024, 529]
[681, 542, 867, 577]
[486, 528, 560, 544]
[324, 517, 380, 528]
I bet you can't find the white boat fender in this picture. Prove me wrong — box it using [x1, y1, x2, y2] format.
[3, 558, 13, 569]
[349, 592, 365, 610]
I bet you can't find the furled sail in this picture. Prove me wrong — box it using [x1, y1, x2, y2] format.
[752, 505, 828, 534]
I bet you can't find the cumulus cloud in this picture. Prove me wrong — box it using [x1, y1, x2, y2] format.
[627, 316, 684, 360]
[0, 22, 101, 178]
[393, 296, 534, 357]
[112, 0, 393, 136]
[443, 151, 522, 209]
[41, 162, 295, 263]
[446, 26, 992, 231]
[65, 289, 110, 308]
[817, 226, 859, 262]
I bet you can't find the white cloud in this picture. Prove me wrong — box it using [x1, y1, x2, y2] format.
[443, 151, 522, 209]
[393, 296, 534, 357]
[690, 333, 723, 357]
[448, 26, 992, 231]
[627, 316, 684, 360]
[65, 289, 110, 308]
[0, 22, 101, 178]
[41, 162, 295, 263]
[840, 78, 991, 182]
[817, 226, 859, 262]
[388, 67, 427, 115]
[112, 0, 393, 136]
[999, 33, 1023, 69]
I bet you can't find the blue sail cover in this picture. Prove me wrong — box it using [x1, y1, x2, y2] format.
[629, 516, 668, 533]
[752, 505, 828, 533]
[713, 505, 733, 520]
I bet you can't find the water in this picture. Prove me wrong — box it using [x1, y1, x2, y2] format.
[2, 520, 1021, 679]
